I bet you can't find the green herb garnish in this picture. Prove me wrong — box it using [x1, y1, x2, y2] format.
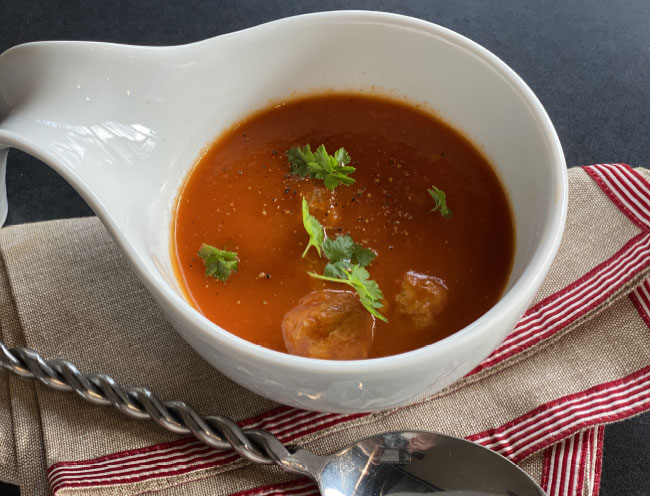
[288, 144, 356, 190]
[301, 197, 325, 257]
[300, 199, 386, 321]
[428, 186, 452, 218]
[322, 235, 376, 268]
[198, 243, 239, 282]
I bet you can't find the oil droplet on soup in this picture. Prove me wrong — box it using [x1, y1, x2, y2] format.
[173, 93, 514, 359]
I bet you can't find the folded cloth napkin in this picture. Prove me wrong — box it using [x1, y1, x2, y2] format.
[1, 164, 650, 496]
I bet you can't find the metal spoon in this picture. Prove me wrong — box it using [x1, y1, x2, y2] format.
[1, 343, 545, 495]
[257, 430, 546, 495]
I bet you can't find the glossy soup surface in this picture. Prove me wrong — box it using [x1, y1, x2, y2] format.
[173, 93, 514, 359]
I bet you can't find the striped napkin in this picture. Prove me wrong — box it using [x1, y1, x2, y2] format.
[1, 164, 650, 496]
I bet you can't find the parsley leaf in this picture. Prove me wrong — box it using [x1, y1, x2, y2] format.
[322, 235, 354, 263]
[288, 144, 356, 190]
[322, 235, 376, 267]
[334, 147, 351, 165]
[323, 261, 349, 279]
[198, 244, 239, 282]
[428, 186, 452, 218]
[351, 243, 377, 267]
[287, 145, 315, 177]
[308, 265, 387, 322]
[301, 197, 324, 257]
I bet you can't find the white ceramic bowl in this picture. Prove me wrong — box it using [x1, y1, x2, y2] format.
[0, 11, 567, 412]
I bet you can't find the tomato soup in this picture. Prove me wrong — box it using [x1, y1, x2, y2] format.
[173, 93, 514, 359]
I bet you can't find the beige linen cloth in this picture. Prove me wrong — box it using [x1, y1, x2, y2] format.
[1, 164, 650, 495]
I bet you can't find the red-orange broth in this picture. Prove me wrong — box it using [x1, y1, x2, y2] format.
[173, 93, 514, 359]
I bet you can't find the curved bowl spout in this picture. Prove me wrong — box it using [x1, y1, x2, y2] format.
[0, 11, 567, 412]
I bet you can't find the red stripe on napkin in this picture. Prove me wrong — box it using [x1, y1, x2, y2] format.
[541, 428, 591, 496]
[467, 366, 650, 463]
[48, 409, 365, 491]
[540, 425, 605, 496]
[629, 278, 650, 328]
[583, 163, 650, 231]
[591, 425, 605, 496]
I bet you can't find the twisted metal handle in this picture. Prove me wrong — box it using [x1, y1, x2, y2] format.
[0, 342, 293, 466]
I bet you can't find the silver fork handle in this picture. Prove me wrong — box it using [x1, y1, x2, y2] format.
[0, 342, 293, 466]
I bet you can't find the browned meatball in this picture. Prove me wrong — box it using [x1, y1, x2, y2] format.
[305, 187, 341, 227]
[395, 271, 448, 330]
[281, 290, 374, 359]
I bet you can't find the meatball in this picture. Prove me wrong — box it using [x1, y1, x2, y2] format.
[281, 290, 374, 360]
[305, 187, 341, 227]
[395, 271, 448, 330]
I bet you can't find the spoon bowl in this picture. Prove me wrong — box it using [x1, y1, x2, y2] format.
[0, 11, 567, 412]
[259, 430, 546, 496]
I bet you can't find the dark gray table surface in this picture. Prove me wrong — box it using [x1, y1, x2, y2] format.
[2, 1, 649, 495]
